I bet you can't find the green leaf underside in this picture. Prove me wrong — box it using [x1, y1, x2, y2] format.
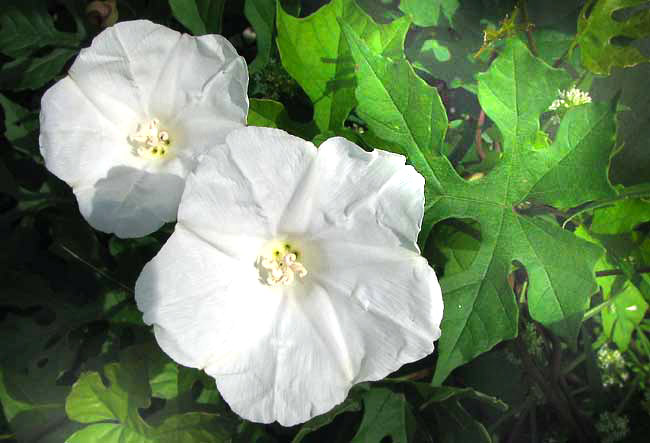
[169, 0, 225, 35]
[276, 0, 410, 132]
[574, 0, 650, 75]
[347, 34, 616, 383]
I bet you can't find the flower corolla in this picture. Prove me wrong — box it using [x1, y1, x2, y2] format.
[39, 20, 249, 237]
[135, 127, 444, 426]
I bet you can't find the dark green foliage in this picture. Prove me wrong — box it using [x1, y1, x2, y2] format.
[1, 1, 650, 442]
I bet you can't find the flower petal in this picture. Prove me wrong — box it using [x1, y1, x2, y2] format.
[178, 127, 316, 257]
[74, 166, 185, 238]
[68, 20, 181, 127]
[204, 246, 442, 426]
[282, 136, 425, 253]
[135, 225, 275, 369]
[150, 34, 249, 157]
[39, 77, 137, 189]
[311, 242, 443, 382]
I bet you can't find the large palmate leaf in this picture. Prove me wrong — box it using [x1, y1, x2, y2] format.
[573, 0, 650, 75]
[345, 33, 618, 383]
[592, 47, 650, 185]
[276, 0, 410, 132]
[342, 23, 447, 244]
[404, 1, 516, 90]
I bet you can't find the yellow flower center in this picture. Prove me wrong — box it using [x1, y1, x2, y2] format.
[129, 118, 171, 159]
[257, 241, 308, 287]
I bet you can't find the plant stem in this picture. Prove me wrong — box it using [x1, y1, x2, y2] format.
[595, 266, 650, 277]
[518, 0, 538, 56]
[475, 109, 486, 160]
[60, 244, 134, 294]
[583, 297, 615, 321]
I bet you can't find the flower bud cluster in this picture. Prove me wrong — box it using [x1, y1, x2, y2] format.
[548, 87, 592, 111]
[597, 345, 629, 388]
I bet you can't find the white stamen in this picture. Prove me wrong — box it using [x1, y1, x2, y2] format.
[260, 249, 308, 287]
[129, 118, 171, 159]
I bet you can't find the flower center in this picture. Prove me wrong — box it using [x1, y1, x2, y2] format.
[257, 241, 308, 287]
[129, 118, 172, 159]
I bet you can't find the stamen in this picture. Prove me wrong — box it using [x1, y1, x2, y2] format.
[259, 246, 308, 287]
[129, 118, 172, 159]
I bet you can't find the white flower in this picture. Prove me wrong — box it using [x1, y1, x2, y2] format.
[135, 127, 443, 426]
[39, 20, 249, 238]
[548, 87, 592, 111]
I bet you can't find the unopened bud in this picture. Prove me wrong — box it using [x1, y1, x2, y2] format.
[86, 0, 118, 29]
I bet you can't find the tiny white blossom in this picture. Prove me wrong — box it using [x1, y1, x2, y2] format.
[548, 87, 592, 111]
[135, 127, 444, 426]
[597, 345, 628, 388]
[39, 20, 249, 238]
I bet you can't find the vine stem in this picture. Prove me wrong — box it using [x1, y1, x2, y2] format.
[518, 0, 539, 57]
[475, 109, 486, 160]
[583, 297, 614, 322]
[596, 266, 650, 277]
[60, 244, 134, 294]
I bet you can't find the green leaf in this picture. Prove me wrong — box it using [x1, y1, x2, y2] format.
[0, 93, 39, 157]
[399, 0, 459, 27]
[576, 227, 649, 351]
[0, 0, 81, 58]
[169, 0, 225, 35]
[591, 199, 650, 234]
[245, 0, 276, 73]
[429, 399, 492, 443]
[602, 281, 648, 351]
[0, 271, 101, 408]
[410, 39, 611, 384]
[526, 104, 617, 209]
[342, 22, 448, 243]
[351, 388, 415, 443]
[248, 98, 318, 139]
[0, 48, 77, 91]
[248, 98, 292, 129]
[405, 2, 516, 89]
[574, 0, 650, 75]
[276, 0, 411, 132]
[154, 412, 235, 443]
[292, 395, 361, 443]
[65, 363, 154, 442]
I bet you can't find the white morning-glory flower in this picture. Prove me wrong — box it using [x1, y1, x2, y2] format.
[135, 127, 444, 426]
[39, 20, 248, 237]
